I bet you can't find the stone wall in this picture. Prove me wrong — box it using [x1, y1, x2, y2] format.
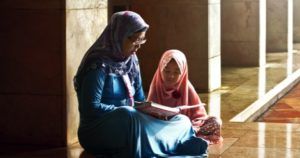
[221, 0, 260, 66]
[0, 0, 66, 146]
[123, 0, 221, 92]
[266, 0, 288, 52]
[0, 0, 108, 147]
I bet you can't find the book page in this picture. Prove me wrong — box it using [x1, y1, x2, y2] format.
[134, 101, 180, 119]
[176, 103, 206, 110]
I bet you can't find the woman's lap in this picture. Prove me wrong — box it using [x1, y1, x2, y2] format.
[79, 106, 207, 156]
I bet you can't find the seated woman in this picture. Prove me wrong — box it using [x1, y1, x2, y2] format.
[147, 49, 223, 144]
[73, 11, 208, 158]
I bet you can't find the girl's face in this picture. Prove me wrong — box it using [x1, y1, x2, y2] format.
[162, 59, 182, 88]
[122, 31, 146, 58]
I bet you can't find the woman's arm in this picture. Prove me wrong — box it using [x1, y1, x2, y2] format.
[80, 69, 117, 116]
[133, 70, 145, 102]
[132, 55, 145, 102]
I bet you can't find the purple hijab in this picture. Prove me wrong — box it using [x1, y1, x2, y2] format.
[74, 11, 149, 90]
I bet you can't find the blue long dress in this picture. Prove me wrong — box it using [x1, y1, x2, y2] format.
[74, 61, 208, 158]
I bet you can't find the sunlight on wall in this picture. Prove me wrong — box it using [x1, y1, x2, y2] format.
[287, 0, 294, 75]
[258, 0, 267, 115]
[208, 1, 221, 91]
[259, 0, 266, 66]
[66, 0, 108, 145]
[258, 66, 266, 98]
[207, 92, 221, 118]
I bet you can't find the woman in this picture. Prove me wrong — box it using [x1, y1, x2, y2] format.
[147, 49, 223, 144]
[73, 11, 208, 158]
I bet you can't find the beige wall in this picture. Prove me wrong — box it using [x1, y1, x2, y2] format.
[221, 0, 260, 66]
[66, 0, 107, 145]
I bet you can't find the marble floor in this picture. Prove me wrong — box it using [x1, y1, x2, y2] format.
[199, 43, 300, 122]
[1, 44, 300, 158]
[256, 81, 300, 123]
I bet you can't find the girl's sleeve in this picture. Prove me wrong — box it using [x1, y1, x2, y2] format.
[80, 69, 117, 115]
[187, 84, 208, 121]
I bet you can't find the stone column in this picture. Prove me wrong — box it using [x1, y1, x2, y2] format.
[0, 0, 108, 146]
[66, 0, 107, 145]
[295, 0, 300, 42]
[119, 0, 221, 92]
[0, 0, 66, 146]
[266, 0, 291, 52]
[222, 0, 266, 66]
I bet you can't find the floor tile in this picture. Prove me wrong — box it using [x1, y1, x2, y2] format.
[220, 146, 300, 158]
[208, 138, 238, 155]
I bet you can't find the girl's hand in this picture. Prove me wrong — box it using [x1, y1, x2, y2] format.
[192, 118, 205, 126]
[176, 105, 187, 113]
[193, 125, 201, 133]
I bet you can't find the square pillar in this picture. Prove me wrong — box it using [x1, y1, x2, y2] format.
[294, 0, 300, 42]
[0, 0, 66, 146]
[266, 0, 292, 52]
[222, 0, 265, 66]
[121, 0, 221, 92]
[0, 0, 108, 147]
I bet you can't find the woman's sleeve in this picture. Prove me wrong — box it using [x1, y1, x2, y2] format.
[133, 70, 145, 102]
[81, 69, 117, 114]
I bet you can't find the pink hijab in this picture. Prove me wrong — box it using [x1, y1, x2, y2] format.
[147, 49, 207, 120]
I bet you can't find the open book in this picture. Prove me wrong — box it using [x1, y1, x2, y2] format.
[134, 101, 205, 120]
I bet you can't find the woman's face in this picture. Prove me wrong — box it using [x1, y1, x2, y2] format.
[162, 59, 182, 88]
[122, 31, 146, 58]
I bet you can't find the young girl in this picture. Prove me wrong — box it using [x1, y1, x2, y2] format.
[147, 49, 223, 144]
